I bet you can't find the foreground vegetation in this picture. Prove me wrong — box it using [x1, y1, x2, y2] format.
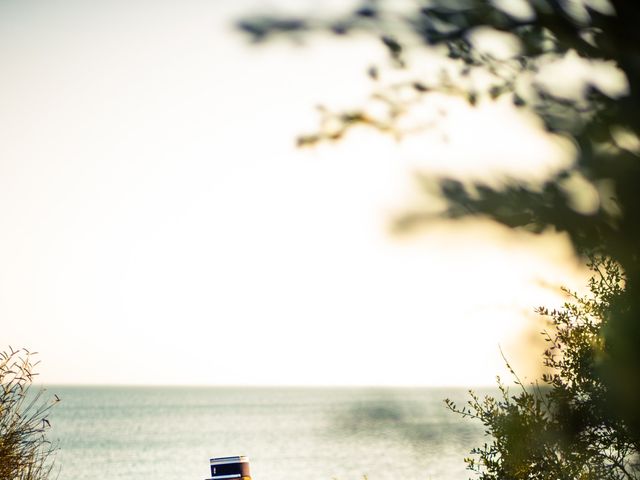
[447, 256, 639, 479]
[239, 0, 640, 477]
[0, 348, 58, 480]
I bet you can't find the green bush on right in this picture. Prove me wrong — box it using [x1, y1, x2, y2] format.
[447, 256, 638, 480]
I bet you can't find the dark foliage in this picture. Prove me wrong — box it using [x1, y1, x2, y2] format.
[446, 257, 639, 479]
[238, 0, 640, 449]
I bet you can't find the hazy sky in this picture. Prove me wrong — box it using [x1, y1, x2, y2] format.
[1, 0, 589, 386]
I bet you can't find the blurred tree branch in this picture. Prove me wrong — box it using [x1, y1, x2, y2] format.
[237, 0, 640, 465]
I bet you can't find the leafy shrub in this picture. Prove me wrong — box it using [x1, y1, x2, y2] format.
[446, 257, 639, 480]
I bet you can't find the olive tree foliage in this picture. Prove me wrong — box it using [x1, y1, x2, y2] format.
[237, 0, 640, 445]
[0, 348, 59, 480]
[446, 256, 639, 479]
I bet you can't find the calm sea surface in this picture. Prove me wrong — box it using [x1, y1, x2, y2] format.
[47, 387, 494, 480]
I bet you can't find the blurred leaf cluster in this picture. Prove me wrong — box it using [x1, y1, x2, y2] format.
[238, 0, 640, 458]
[446, 257, 638, 479]
[238, 0, 640, 269]
[0, 348, 58, 480]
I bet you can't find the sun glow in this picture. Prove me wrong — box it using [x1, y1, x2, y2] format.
[0, 0, 589, 386]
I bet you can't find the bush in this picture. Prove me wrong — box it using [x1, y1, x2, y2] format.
[446, 257, 639, 480]
[0, 347, 59, 480]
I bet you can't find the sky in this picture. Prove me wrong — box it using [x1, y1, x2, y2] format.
[0, 0, 591, 386]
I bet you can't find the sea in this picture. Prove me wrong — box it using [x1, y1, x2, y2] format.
[46, 386, 495, 480]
